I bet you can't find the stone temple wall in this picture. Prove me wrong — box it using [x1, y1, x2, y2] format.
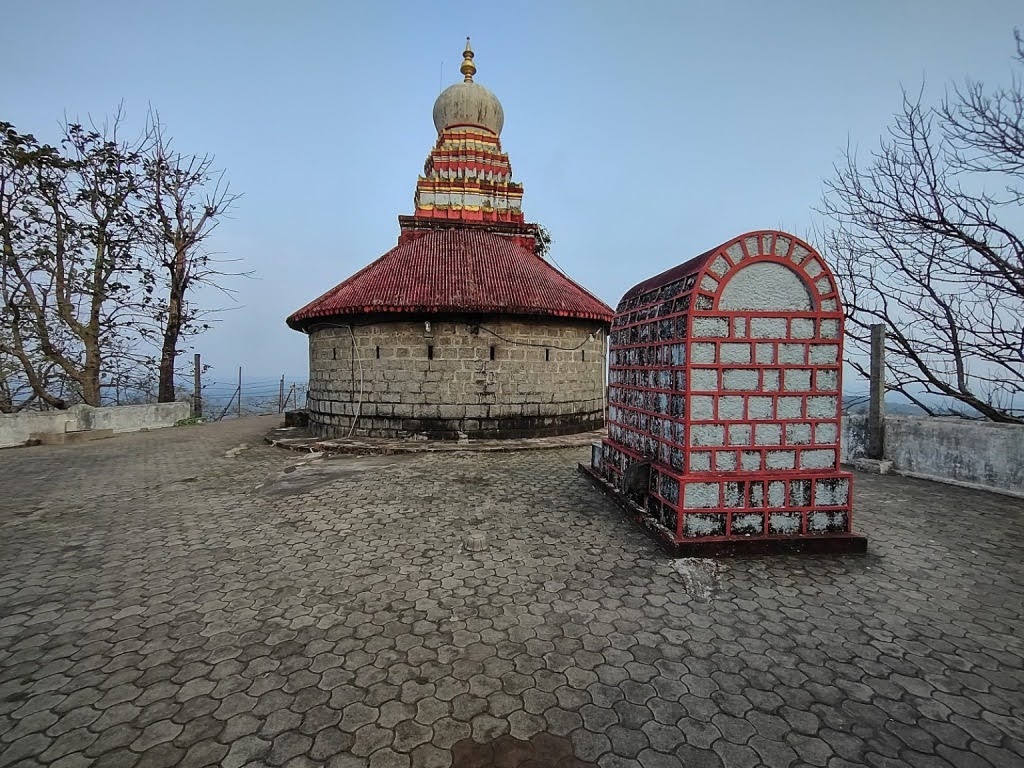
[306, 317, 607, 438]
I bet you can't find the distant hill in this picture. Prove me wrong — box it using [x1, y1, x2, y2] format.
[842, 392, 926, 415]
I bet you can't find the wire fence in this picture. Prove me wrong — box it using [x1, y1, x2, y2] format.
[196, 372, 308, 421]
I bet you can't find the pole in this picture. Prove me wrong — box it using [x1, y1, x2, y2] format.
[279, 375, 285, 414]
[237, 366, 242, 419]
[193, 354, 202, 418]
[868, 324, 886, 460]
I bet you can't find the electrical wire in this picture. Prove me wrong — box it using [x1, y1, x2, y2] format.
[307, 318, 605, 352]
[346, 324, 364, 437]
[473, 323, 602, 351]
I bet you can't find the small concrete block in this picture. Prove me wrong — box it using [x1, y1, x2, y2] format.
[688, 452, 712, 472]
[750, 318, 787, 339]
[747, 397, 774, 420]
[690, 369, 719, 391]
[692, 318, 729, 338]
[727, 424, 752, 445]
[852, 458, 894, 474]
[778, 344, 806, 364]
[809, 345, 840, 365]
[720, 343, 752, 364]
[683, 482, 719, 509]
[690, 343, 716, 363]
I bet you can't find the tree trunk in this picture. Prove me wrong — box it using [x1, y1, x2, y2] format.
[157, 253, 186, 403]
[157, 318, 180, 402]
[80, 340, 102, 406]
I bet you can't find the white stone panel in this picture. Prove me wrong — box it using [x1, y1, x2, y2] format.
[809, 345, 840, 365]
[815, 369, 839, 391]
[815, 422, 837, 444]
[691, 424, 725, 447]
[776, 396, 804, 419]
[804, 259, 823, 278]
[754, 423, 782, 445]
[815, 478, 849, 506]
[821, 299, 838, 312]
[785, 423, 812, 445]
[683, 481, 718, 508]
[723, 369, 759, 391]
[799, 449, 836, 470]
[774, 235, 792, 256]
[763, 370, 780, 391]
[728, 424, 752, 445]
[716, 451, 738, 471]
[750, 318, 788, 338]
[719, 263, 813, 312]
[719, 396, 745, 420]
[748, 397, 774, 420]
[690, 369, 718, 391]
[700, 276, 719, 292]
[783, 369, 812, 392]
[741, 451, 762, 471]
[709, 255, 729, 277]
[766, 450, 797, 470]
[768, 481, 786, 507]
[690, 343, 716, 363]
[790, 319, 815, 339]
[720, 343, 752, 364]
[732, 318, 747, 338]
[820, 319, 840, 339]
[807, 396, 839, 419]
[778, 344, 806, 364]
[689, 396, 715, 420]
[688, 453, 712, 473]
[725, 243, 745, 264]
[755, 344, 775, 364]
[790, 244, 810, 264]
[692, 317, 729, 338]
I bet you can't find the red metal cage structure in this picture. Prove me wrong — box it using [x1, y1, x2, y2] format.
[580, 230, 866, 555]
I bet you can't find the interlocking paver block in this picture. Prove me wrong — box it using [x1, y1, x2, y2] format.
[0, 416, 1022, 768]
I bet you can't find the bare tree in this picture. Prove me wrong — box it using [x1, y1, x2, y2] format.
[142, 114, 240, 403]
[819, 32, 1024, 423]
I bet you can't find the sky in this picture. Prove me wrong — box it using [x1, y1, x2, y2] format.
[4, 0, 1023, 385]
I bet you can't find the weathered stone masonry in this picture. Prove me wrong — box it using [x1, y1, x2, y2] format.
[306, 317, 607, 438]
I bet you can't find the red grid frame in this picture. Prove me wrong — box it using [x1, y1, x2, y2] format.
[599, 230, 856, 548]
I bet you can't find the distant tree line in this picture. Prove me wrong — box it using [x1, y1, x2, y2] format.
[0, 107, 239, 412]
[820, 31, 1023, 424]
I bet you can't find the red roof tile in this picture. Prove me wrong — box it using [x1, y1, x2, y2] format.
[287, 229, 613, 329]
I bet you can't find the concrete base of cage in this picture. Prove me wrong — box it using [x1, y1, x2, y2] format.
[578, 463, 867, 557]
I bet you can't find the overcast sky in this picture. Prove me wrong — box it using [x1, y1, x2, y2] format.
[5, 1, 1022, 385]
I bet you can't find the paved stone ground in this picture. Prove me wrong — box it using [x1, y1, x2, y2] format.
[1, 416, 1022, 768]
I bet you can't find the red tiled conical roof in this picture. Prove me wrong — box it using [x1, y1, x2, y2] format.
[286, 229, 613, 329]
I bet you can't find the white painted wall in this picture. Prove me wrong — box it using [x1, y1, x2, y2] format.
[0, 402, 190, 449]
[842, 414, 1024, 499]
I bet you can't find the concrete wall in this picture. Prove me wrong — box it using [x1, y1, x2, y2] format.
[0, 402, 190, 449]
[842, 414, 1024, 498]
[306, 317, 607, 439]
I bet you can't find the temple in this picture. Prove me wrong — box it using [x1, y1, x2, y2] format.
[288, 41, 613, 440]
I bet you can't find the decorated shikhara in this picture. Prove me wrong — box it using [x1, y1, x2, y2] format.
[413, 40, 523, 225]
[582, 231, 866, 555]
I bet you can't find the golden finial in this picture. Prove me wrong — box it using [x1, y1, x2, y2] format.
[460, 37, 476, 82]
